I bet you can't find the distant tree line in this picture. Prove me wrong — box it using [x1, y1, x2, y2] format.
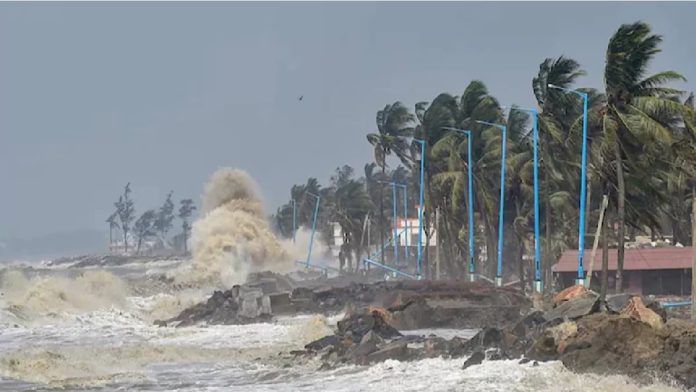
[107, 183, 197, 255]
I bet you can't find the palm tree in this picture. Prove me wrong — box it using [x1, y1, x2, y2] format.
[532, 56, 590, 287]
[419, 82, 510, 278]
[600, 21, 689, 291]
[367, 102, 415, 263]
[106, 211, 120, 250]
[332, 178, 373, 271]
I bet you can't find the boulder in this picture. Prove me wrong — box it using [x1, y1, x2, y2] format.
[305, 335, 341, 351]
[365, 340, 409, 363]
[553, 284, 589, 306]
[548, 321, 578, 354]
[620, 296, 663, 330]
[461, 351, 485, 370]
[337, 311, 402, 341]
[544, 294, 599, 322]
[642, 297, 667, 322]
[360, 330, 385, 347]
[606, 293, 633, 314]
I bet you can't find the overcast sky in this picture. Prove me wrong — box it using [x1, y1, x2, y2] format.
[1, 2, 695, 240]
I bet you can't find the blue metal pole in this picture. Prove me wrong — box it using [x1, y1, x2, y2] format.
[532, 110, 542, 291]
[292, 199, 297, 243]
[416, 139, 426, 278]
[392, 182, 398, 266]
[547, 84, 590, 286]
[577, 93, 589, 284]
[496, 126, 507, 286]
[306, 193, 320, 268]
[466, 132, 475, 282]
[403, 184, 409, 266]
[506, 105, 544, 291]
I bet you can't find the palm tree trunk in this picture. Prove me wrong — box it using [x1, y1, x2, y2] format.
[614, 140, 626, 293]
[423, 169, 434, 278]
[600, 205, 610, 301]
[542, 136, 553, 291]
[478, 199, 497, 279]
[518, 236, 526, 293]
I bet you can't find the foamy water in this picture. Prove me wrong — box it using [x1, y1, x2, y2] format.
[0, 281, 684, 392]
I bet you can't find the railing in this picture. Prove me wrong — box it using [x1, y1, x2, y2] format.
[362, 258, 417, 279]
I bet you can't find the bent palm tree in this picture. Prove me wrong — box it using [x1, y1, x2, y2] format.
[367, 102, 415, 263]
[601, 21, 690, 291]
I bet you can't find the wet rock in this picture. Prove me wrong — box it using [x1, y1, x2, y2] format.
[365, 340, 409, 363]
[347, 340, 379, 363]
[337, 311, 402, 342]
[360, 330, 385, 347]
[461, 351, 485, 370]
[153, 319, 167, 327]
[305, 335, 341, 351]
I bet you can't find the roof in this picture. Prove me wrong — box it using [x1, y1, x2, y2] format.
[553, 247, 693, 272]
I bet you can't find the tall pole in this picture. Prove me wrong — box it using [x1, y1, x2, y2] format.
[577, 92, 589, 285]
[509, 107, 543, 291]
[466, 132, 475, 282]
[496, 125, 508, 287]
[292, 199, 297, 243]
[529, 110, 542, 292]
[691, 186, 695, 320]
[416, 139, 426, 278]
[548, 84, 590, 286]
[306, 193, 321, 268]
[403, 184, 409, 265]
[392, 182, 398, 266]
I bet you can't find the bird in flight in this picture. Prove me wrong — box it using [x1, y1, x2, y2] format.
[298, 95, 303, 101]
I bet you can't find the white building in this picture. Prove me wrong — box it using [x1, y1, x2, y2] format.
[395, 215, 436, 247]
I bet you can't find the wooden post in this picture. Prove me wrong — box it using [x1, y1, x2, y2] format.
[435, 206, 441, 280]
[691, 187, 695, 320]
[586, 195, 609, 289]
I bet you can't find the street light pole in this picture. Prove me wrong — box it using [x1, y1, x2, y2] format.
[509, 107, 543, 292]
[548, 84, 589, 285]
[476, 120, 507, 287]
[442, 127, 476, 282]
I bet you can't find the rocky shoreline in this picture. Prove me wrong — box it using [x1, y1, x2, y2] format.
[297, 285, 696, 390]
[158, 273, 696, 390]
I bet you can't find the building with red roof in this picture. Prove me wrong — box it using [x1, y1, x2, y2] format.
[553, 247, 693, 295]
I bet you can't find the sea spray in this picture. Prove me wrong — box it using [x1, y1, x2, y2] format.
[0, 269, 129, 321]
[178, 168, 294, 289]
